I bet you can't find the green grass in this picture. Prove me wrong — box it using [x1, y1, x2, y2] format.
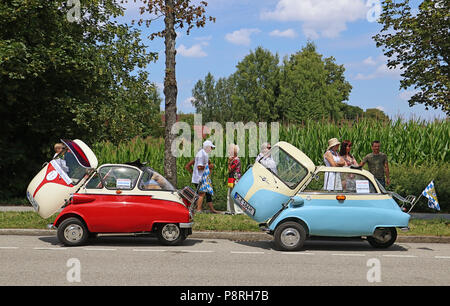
[193, 213, 260, 231]
[0, 212, 56, 229]
[1, 211, 450, 236]
[403, 219, 450, 236]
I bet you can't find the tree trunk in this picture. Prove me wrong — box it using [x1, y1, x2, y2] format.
[163, 0, 177, 187]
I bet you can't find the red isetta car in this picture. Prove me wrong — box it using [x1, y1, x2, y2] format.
[26, 139, 197, 246]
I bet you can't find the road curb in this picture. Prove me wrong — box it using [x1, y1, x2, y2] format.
[1, 228, 449, 243]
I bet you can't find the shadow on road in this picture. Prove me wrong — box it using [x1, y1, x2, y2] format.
[38, 235, 203, 247]
[234, 239, 409, 252]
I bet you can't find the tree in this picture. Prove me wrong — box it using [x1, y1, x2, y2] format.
[364, 108, 390, 122]
[0, 0, 159, 199]
[278, 42, 352, 122]
[192, 72, 218, 122]
[231, 47, 281, 122]
[135, 0, 215, 186]
[192, 73, 236, 123]
[373, 0, 449, 115]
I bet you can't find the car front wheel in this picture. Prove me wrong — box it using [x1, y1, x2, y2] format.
[57, 217, 89, 247]
[156, 223, 186, 246]
[367, 227, 397, 248]
[273, 221, 307, 251]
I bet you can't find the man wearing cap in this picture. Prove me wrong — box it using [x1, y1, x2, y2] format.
[185, 140, 219, 213]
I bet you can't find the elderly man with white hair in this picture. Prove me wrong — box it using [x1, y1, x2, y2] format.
[185, 140, 220, 213]
[256, 142, 277, 174]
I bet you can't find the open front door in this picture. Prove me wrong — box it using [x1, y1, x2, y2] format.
[26, 139, 98, 218]
[231, 141, 315, 222]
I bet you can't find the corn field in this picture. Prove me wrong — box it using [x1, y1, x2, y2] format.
[91, 118, 449, 211]
[93, 118, 449, 169]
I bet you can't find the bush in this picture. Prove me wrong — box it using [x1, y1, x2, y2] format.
[389, 163, 449, 213]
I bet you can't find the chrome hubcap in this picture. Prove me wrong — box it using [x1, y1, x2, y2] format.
[280, 228, 300, 247]
[64, 224, 83, 242]
[373, 228, 391, 243]
[161, 224, 180, 241]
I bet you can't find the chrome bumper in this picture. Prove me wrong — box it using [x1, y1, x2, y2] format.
[179, 222, 193, 229]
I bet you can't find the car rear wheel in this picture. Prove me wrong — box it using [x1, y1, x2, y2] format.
[156, 223, 186, 246]
[367, 227, 397, 248]
[57, 217, 89, 247]
[273, 221, 307, 251]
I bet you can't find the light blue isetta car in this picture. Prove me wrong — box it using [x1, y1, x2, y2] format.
[231, 141, 411, 251]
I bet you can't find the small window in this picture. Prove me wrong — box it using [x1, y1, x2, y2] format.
[98, 166, 140, 190]
[304, 171, 377, 194]
[54, 150, 89, 185]
[139, 168, 175, 191]
[85, 172, 103, 189]
[258, 146, 308, 189]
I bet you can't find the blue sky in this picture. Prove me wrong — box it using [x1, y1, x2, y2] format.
[119, 0, 446, 121]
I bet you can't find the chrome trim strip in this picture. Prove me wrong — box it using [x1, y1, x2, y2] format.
[179, 222, 193, 228]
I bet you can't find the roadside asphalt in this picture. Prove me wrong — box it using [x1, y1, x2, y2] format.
[1, 205, 449, 243]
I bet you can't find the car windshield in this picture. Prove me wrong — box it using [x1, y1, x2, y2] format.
[258, 146, 308, 189]
[53, 149, 89, 185]
[139, 168, 176, 191]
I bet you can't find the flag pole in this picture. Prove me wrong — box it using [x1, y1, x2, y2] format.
[407, 193, 422, 214]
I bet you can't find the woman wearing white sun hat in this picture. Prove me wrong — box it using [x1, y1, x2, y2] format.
[323, 138, 345, 191]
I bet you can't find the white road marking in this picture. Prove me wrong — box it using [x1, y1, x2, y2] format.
[179, 250, 214, 253]
[231, 251, 265, 254]
[281, 252, 315, 255]
[132, 249, 167, 252]
[33, 247, 67, 250]
[2, 243, 447, 260]
[332, 253, 366, 257]
[83, 248, 117, 251]
[382, 254, 417, 258]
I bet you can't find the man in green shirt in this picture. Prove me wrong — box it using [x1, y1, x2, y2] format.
[360, 140, 390, 188]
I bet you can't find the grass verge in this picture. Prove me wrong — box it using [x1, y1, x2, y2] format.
[1, 211, 449, 236]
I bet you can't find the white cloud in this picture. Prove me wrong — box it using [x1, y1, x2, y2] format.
[179, 96, 196, 112]
[354, 56, 403, 80]
[225, 28, 261, 46]
[261, 0, 367, 38]
[399, 90, 420, 101]
[269, 29, 297, 38]
[177, 42, 208, 58]
[363, 56, 377, 66]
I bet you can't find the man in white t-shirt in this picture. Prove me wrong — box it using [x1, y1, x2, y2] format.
[185, 140, 219, 213]
[191, 145, 210, 184]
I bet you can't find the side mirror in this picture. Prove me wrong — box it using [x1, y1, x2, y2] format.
[291, 195, 304, 207]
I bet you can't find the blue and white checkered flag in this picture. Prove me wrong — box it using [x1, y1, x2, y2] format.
[198, 163, 214, 196]
[422, 181, 440, 211]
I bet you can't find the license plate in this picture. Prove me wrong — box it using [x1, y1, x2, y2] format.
[234, 193, 255, 216]
[26, 191, 39, 212]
